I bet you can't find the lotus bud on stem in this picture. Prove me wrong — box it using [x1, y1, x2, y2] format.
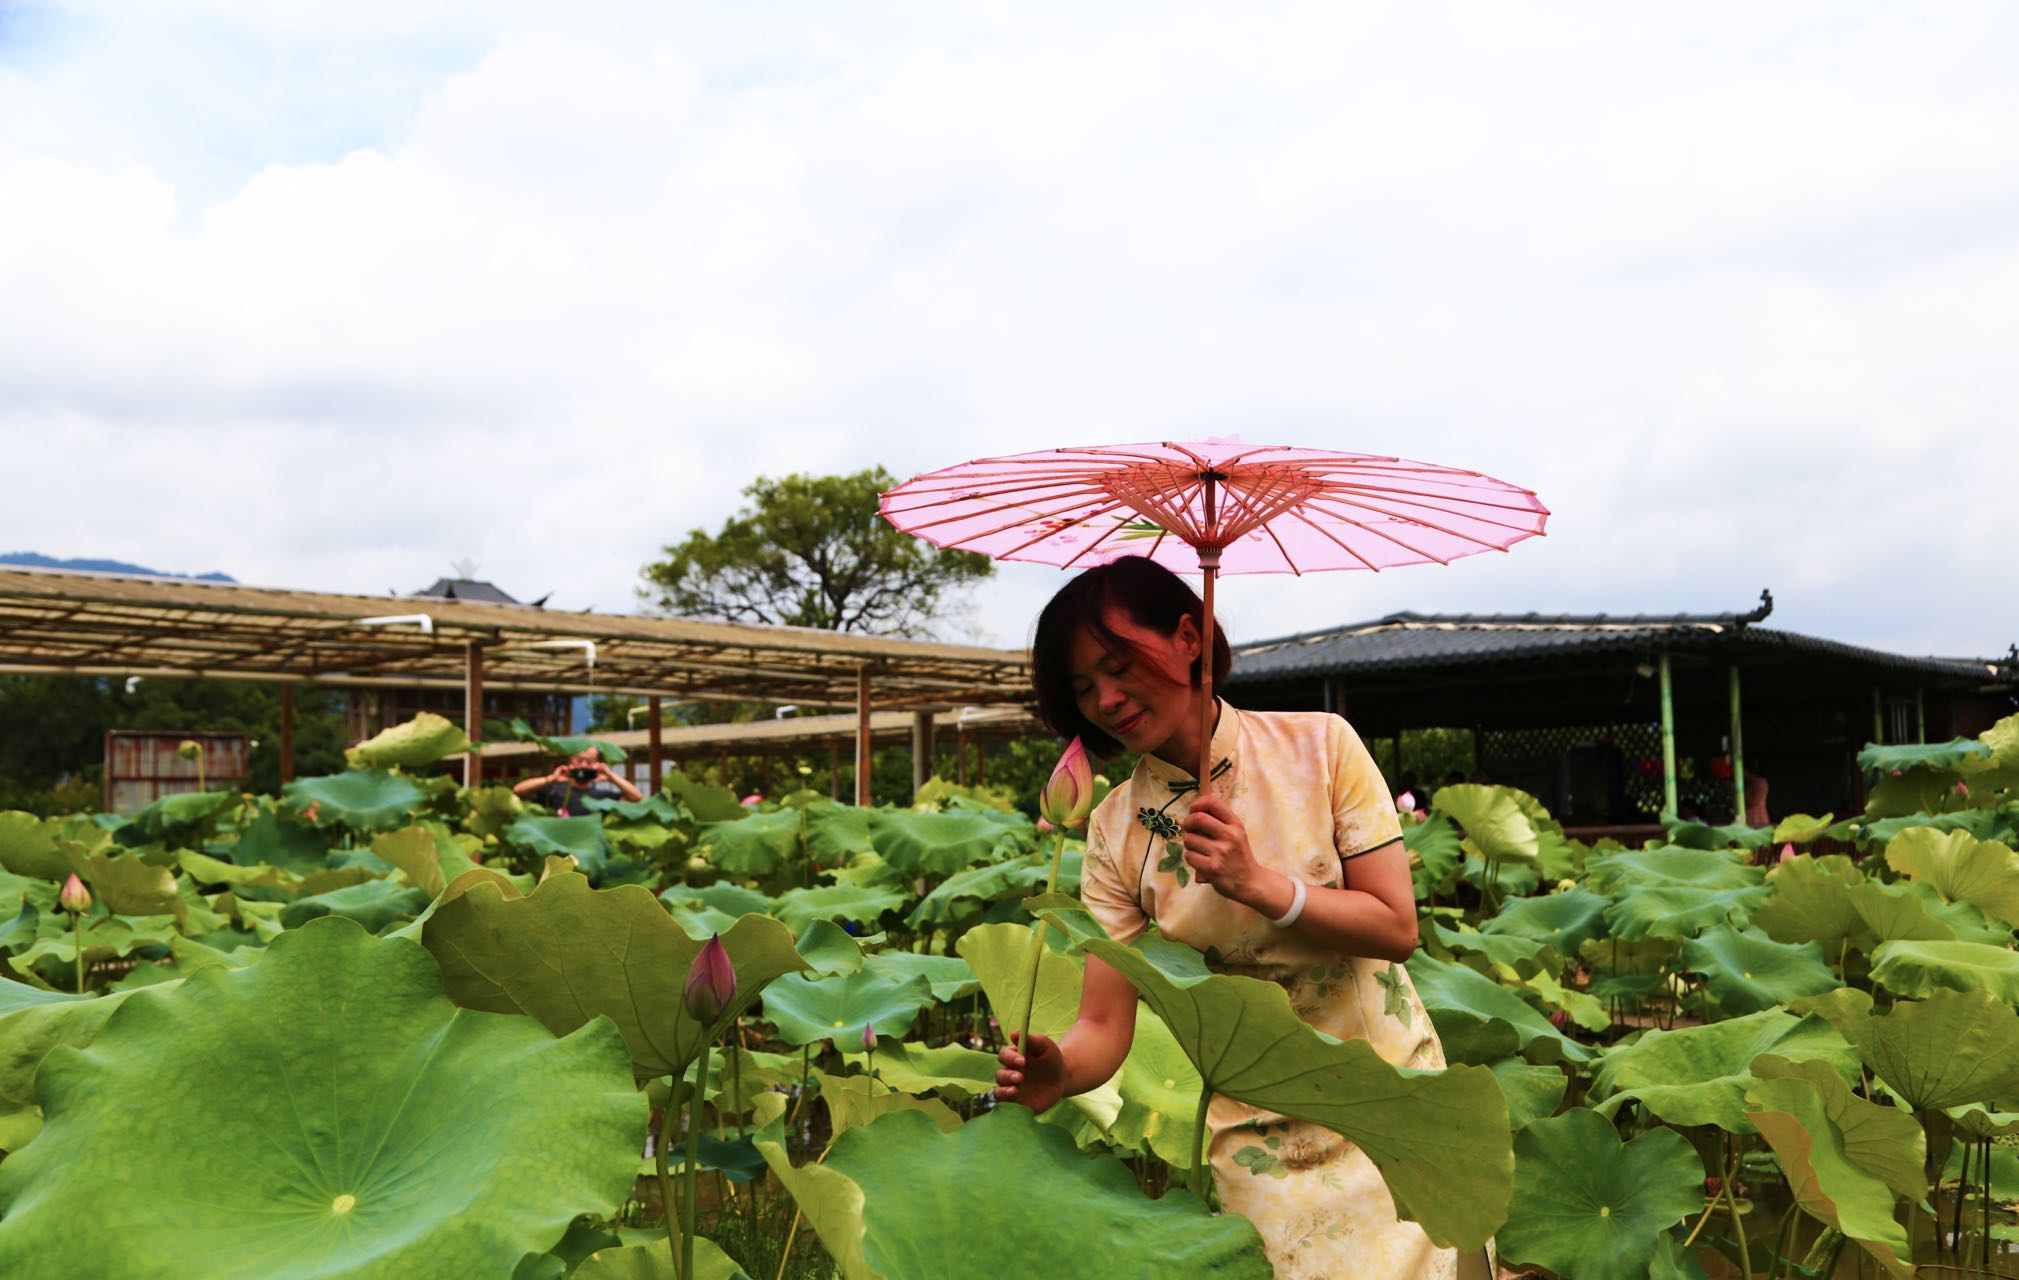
[662, 935, 736, 1280]
[1018, 738, 1094, 1055]
[178, 739, 206, 791]
[60, 874, 91, 992]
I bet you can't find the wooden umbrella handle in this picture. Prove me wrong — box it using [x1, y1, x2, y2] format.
[1196, 550, 1219, 798]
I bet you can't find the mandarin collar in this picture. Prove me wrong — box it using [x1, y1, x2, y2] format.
[1138, 700, 1240, 791]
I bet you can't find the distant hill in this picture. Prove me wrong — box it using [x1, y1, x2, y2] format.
[0, 552, 235, 583]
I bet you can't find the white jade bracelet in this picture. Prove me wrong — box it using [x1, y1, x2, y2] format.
[1270, 877, 1308, 928]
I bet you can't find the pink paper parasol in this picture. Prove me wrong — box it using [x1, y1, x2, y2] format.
[880, 439, 1547, 791]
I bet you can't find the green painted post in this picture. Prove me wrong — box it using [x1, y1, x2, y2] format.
[1659, 653, 1678, 821]
[1915, 688, 1926, 743]
[1729, 666, 1746, 825]
[1872, 688, 1884, 747]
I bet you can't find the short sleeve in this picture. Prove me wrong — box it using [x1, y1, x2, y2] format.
[1077, 794, 1148, 945]
[1331, 717, 1403, 859]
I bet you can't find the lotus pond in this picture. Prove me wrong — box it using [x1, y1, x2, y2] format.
[1, 710, 2016, 1279]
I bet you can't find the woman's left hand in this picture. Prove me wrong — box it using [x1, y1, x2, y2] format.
[1181, 794, 1266, 907]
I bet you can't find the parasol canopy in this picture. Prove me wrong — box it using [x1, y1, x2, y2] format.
[877, 439, 1548, 576]
[880, 439, 1548, 790]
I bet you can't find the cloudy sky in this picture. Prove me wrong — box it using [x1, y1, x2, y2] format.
[3, 2, 2015, 659]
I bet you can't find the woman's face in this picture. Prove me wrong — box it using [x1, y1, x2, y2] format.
[1065, 605, 1202, 759]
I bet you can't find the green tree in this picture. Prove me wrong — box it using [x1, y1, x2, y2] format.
[639, 468, 994, 637]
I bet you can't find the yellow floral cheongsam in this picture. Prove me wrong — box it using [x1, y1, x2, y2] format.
[1079, 702, 1456, 1280]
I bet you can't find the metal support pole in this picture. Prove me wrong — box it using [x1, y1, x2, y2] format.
[647, 697, 664, 794]
[464, 643, 485, 789]
[855, 668, 873, 807]
[1915, 687, 1926, 743]
[1872, 688, 1884, 747]
[279, 683, 296, 785]
[1658, 652, 1677, 821]
[1729, 666, 1746, 825]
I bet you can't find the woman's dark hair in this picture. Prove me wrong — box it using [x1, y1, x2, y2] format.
[1030, 555, 1233, 757]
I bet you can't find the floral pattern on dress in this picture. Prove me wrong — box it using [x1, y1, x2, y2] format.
[1079, 703, 1458, 1280]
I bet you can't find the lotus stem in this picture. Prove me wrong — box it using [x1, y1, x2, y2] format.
[1722, 1137, 1751, 1279]
[682, 1042, 710, 1280]
[655, 1088, 682, 1280]
[1768, 1196, 1798, 1279]
[729, 1020, 744, 1137]
[1190, 1087, 1214, 1206]
[1680, 1191, 1720, 1250]
[1953, 1138, 1974, 1259]
[1014, 829, 1071, 1052]
[72, 911, 85, 993]
[1979, 1137, 1992, 1274]
[1797, 1226, 1841, 1274]
[786, 1044, 811, 1130]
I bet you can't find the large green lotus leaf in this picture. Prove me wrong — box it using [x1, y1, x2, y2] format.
[1745, 1054, 1921, 1278]
[762, 1107, 1271, 1280]
[119, 789, 240, 847]
[802, 803, 876, 866]
[421, 873, 806, 1077]
[1869, 939, 2019, 1001]
[1896, 878, 2011, 944]
[1585, 846, 1763, 893]
[285, 770, 427, 832]
[955, 921, 1084, 1040]
[813, 1068, 963, 1139]
[1664, 819, 1772, 851]
[571, 1236, 749, 1279]
[0, 982, 134, 1114]
[770, 883, 905, 934]
[1430, 921, 1546, 969]
[1679, 926, 1841, 1016]
[228, 811, 333, 875]
[672, 881, 774, 916]
[1861, 809, 2009, 847]
[1858, 738, 1990, 774]
[1406, 950, 1592, 1065]
[1884, 827, 2019, 927]
[1866, 766, 1969, 820]
[503, 815, 611, 881]
[1772, 812, 1838, 844]
[660, 769, 743, 822]
[1054, 913, 1511, 1251]
[1956, 713, 2019, 797]
[0, 813, 72, 880]
[345, 712, 471, 769]
[1103, 1005, 1205, 1167]
[1497, 1108, 1704, 1280]
[177, 849, 289, 892]
[0, 917, 643, 1279]
[695, 811, 803, 875]
[1845, 879, 1956, 951]
[503, 717, 629, 765]
[1431, 784, 1538, 864]
[1482, 887, 1611, 954]
[1591, 1009, 1859, 1132]
[867, 808, 1034, 877]
[1848, 989, 2019, 1110]
[69, 848, 182, 919]
[907, 854, 1054, 928]
[1603, 884, 1769, 941]
[861, 951, 978, 1003]
[1489, 1058, 1569, 1130]
[761, 969, 935, 1046]
[279, 878, 431, 931]
[1404, 812, 1466, 896]
[840, 1040, 998, 1099]
[793, 919, 869, 976]
[370, 826, 447, 898]
[1752, 854, 1868, 951]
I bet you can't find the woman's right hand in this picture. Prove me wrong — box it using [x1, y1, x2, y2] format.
[994, 1032, 1065, 1112]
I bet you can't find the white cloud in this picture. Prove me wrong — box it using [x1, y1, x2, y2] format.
[3, 2, 2016, 658]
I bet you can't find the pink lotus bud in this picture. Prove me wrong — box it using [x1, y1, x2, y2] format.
[1955, 780, 1970, 796]
[1780, 843, 1796, 863]
[682, 935, 736, 1023]
[1038, 737, 1095, 828]
[1036, 817, 1054, 834]
[59, 874, 92, 914]
[740, 794, 763, 807]
[861, 1023, 877, 1052]
[1395, 791, 1417, 815]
